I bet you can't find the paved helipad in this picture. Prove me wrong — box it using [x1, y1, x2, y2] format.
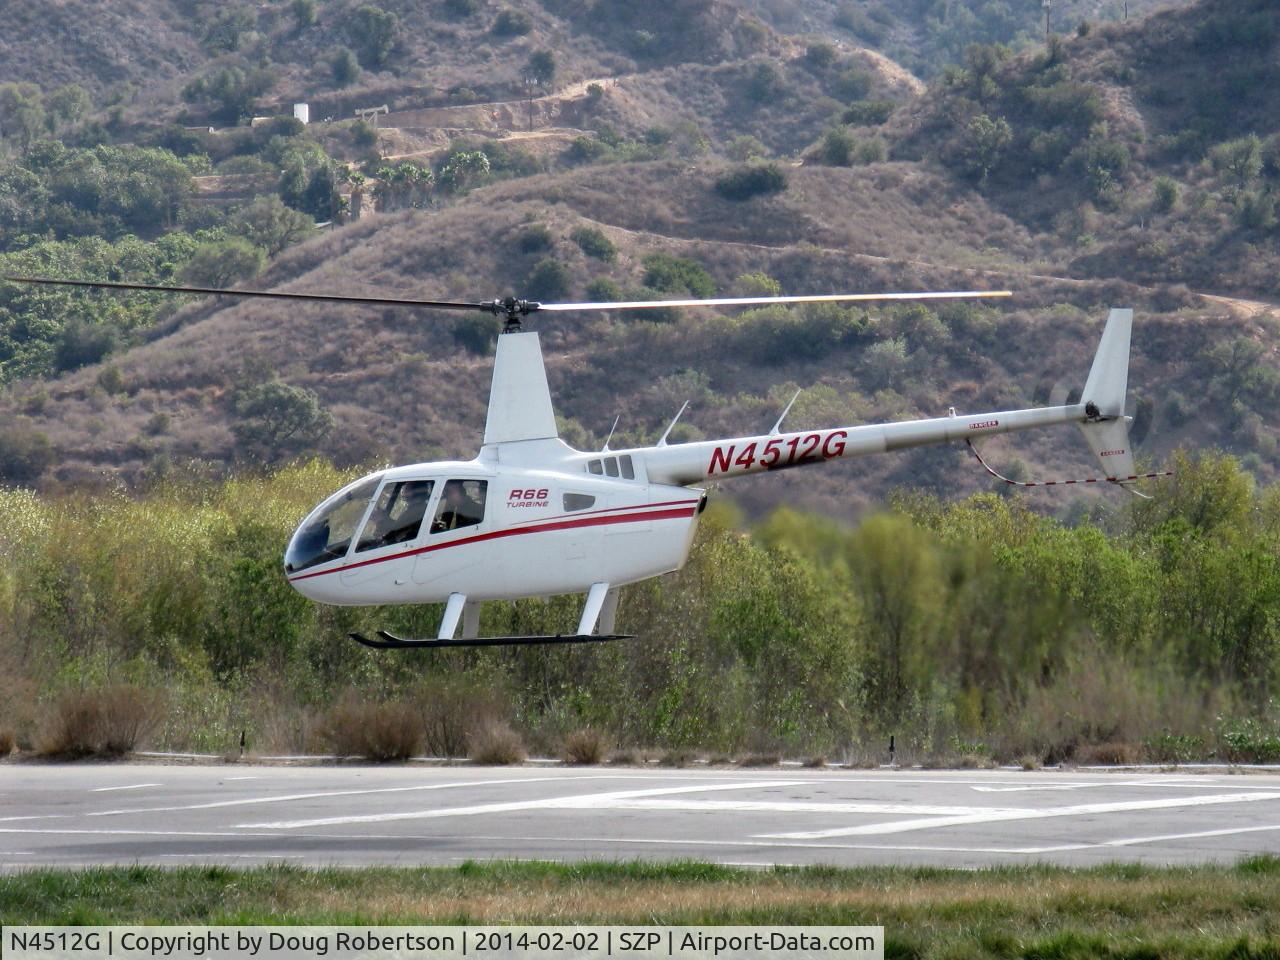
[2, 764, 1278, 869]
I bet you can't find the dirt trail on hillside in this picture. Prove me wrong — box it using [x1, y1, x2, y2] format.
[378, 128, 588, 163]
[573, 216, 1280, 319]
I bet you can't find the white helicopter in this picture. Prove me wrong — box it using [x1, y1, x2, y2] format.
[9, 277, 1147, 648]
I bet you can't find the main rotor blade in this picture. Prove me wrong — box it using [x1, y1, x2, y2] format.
[1, 276, 492, 312]
[536, 290, 1013, 312]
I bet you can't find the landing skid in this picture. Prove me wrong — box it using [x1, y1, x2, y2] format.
[350, 631, 634, 649]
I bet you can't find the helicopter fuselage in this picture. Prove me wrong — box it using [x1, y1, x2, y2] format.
[284, 454, 705, 606]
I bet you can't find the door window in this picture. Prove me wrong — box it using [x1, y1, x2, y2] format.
[355, 480, 435, 553]
[431, 479, 488, 534]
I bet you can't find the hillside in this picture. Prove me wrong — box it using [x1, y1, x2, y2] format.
[0, 0, 1277, 521]
[736, 0, 1194, 76]
[885, 0, 1280, 295]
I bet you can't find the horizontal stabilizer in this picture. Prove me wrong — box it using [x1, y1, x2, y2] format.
[1078, 417, 1136, 481]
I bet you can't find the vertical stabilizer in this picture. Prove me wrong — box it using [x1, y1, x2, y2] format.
[483, 331, 559, 445]
[1081, 308, 1132, 418]
[1079, 308, 1136, 480]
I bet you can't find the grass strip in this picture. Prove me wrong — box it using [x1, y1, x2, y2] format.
[2, 858, 1280, 958]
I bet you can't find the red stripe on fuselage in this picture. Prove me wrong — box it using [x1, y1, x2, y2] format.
[287, 506, 698, 582]
[508, 497, 700, 527]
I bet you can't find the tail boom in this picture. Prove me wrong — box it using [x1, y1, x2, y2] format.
[639, 403, 1085, 487]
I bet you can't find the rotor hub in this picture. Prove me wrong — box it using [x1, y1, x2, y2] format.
[486, 297, 540, 332]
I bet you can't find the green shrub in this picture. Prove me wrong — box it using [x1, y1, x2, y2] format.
[642, 253, 714, 298]
[570, 225, 617, 262]
[525, 258, 571, 301]
[491, 9, 532, 36]
[585, 277, 622, 302]
[0, 421, 54, 484]
[820, 127, 857, 166]
[444, 0, 477, 17]
[516, 223, 553, 253]
[1220, 718, 1280, 763]
[832, 66, 873, 102]
[745, 62, 785, 103]
[713, 163, 787, 201]
[804, 42, 837, 70]
[1142, 731, 1204, 763]
[843, 99, 895, 126]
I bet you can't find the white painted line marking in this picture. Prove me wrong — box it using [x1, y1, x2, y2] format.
[238, 780, 807, 829]
[160, 853, 300, 859]
[590, 799, 1032, 817]
[762, 791, 1280, 839]
[85, 776, 624, 819]
[225, 776, 259, 781]
[0, 828, 284, 838]
[91, 783, 163, 793]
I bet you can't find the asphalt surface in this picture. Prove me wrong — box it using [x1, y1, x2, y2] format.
[2, 763, 1279, 869]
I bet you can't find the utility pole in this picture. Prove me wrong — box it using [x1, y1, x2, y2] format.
[522, 73, 538, 132]
[1043, 0, 1052, 42]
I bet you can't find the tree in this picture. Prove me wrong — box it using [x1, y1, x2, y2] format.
[746, 62, 784, 103]
[231, 380, 333, 459]
[202, 7, 257, 53]
[1153, 177, 1180, 214]
[46, 85, 90, 131]
[182, 66, 275, 124]
[348, 4, 399, 68]
[181, 237, 266, 288]
[290, 0, 317, 29]
[55, 318, 117, 371]
[0, 83, 44, 147]
[525, 50, 556, 87]
[1211, 135, 1263, 187]
[439, 150, 489, 191]
[330, 47, 361, 87]
[230, 195, 315, 255]
[961, 114, 1012, 184]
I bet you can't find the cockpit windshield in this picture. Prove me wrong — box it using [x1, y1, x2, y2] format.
[284, 475, 381, 573]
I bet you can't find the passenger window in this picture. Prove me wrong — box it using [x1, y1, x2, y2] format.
[356, 480, 434, 553]
[605, 457, 619, 477]
[620, 454, 635, 480]
[431, 479, 488, 534]
[563, 493, 596, 512]
[587, 460, 603, 475]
